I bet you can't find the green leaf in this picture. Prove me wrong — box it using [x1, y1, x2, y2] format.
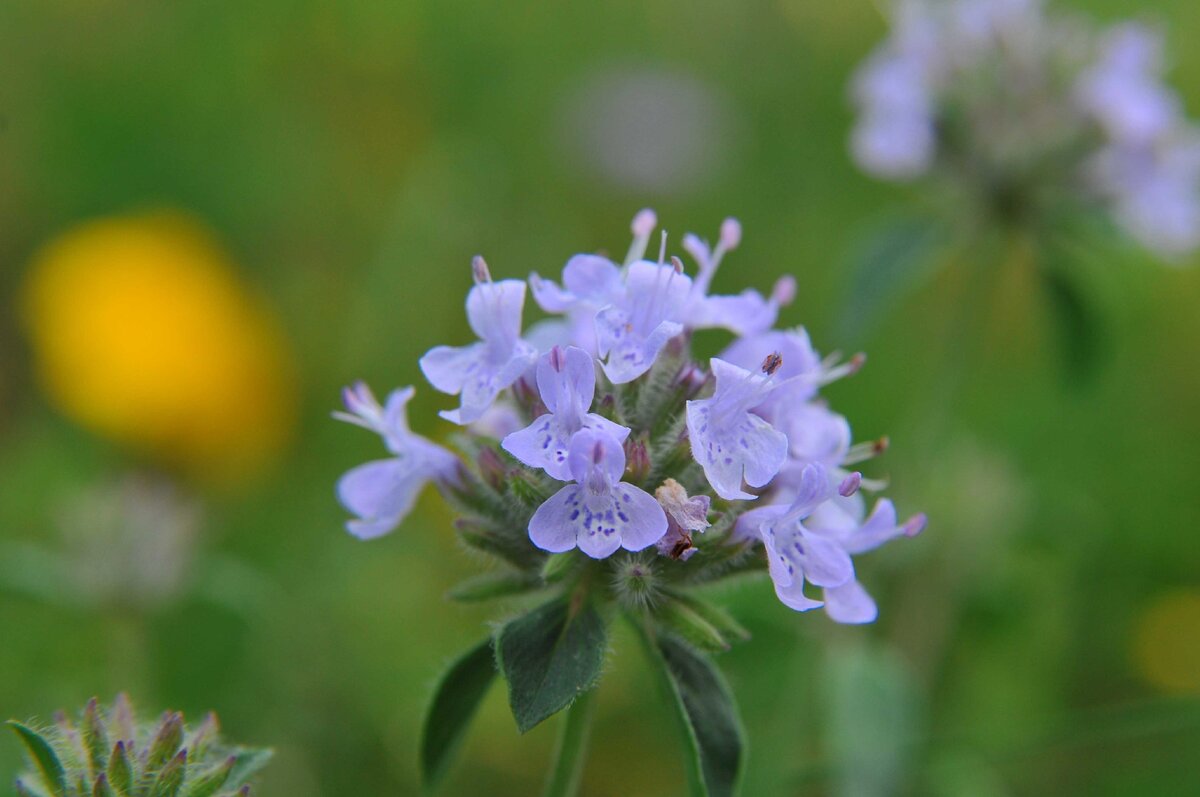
[839, 215, 945, 341]
[8, 721, 67, 797]
[635, 625, 745, 797]
[824, 644, 919, 797]
[447, 570, 543, 602]
[496, 596, 608, 733]
[419, 637, 498, 790]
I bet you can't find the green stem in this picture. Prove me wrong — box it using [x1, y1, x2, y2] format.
[542, 689, 596, 797]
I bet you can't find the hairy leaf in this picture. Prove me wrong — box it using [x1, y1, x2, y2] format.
[636, 625, 745, 797]
[496, 596, 607, 733]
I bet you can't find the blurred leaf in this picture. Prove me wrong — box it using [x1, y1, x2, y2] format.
[419, 637, 497, 790]
[638, 625, 744, 797]
[8, 721, 66, 797]
[839, 215, 946, 341]
[495, 596, 607, 734]
[1037, 243, 1107, 385]
[825, 644, 920, 797]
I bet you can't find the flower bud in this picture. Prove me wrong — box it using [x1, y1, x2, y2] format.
[624, 436, 651, 484]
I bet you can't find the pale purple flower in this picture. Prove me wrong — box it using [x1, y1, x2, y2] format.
[679, 218, 793, 336]
[419, 258, 539, 425]
[686, 357, 789, 500]
[850, 56, 937, 179]
[529, 210, 657, 354]
[805, 494, 926, 623]
[1092, 134, 1200, 259]
[1077, 23, 1178, 147]
[718, 327, 824, 422]
[734, 463, 849, 612]
[501, 346, 629, 480]
[595, 259, 692, 383]
[529, 254, 625, 354]
[528, 429, 667, 558]
[335, 383, 459, 540]
[849, 2, 940, 179]
[736, 462, 925, 622]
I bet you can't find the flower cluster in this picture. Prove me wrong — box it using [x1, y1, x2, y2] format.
[851, 0, 1200, 259]
[336, 211, 923, 623]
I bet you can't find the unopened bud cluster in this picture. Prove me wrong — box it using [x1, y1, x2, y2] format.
[8, 694, 271, 797]
[336, 210, 924, 626]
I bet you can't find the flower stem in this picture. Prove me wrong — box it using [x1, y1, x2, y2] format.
[542, 689, 596, 797]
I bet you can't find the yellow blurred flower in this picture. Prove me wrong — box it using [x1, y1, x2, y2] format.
[21, 211, 296, 482]
[1132, 589, 1200, 694]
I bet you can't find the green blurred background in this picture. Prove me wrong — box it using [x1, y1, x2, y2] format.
[2, 1, 1199, 794]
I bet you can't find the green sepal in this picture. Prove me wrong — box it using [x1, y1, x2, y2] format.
[181, 756, 235, 797]
[182, 713, 219, 763]
[667, 592, 750, 645]
[145, 713, 184, 772]
[507, 471, 552, 511]
[539, 553, 580, 584]
[419, 637, 498, 791]
[150, 750, 187, 797]
[8, 721, 67, 797]
[633, 621, 745, 797]
[107, 741, 134, 795]
[454, 517, 544, 571]
[224, 748, 274, 788]
[657, 600, 731, 653]
[496, 595, 608, 733]
[77, 698, 109, 780]
[92, 774, 117, 797]
[447, 570, 543, 602]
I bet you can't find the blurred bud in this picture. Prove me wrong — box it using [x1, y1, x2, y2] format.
[52, 474, 201, 612]
[8, 695, 270, 797]
[477, 447, 508, 491]
[624, 436, 651, 484]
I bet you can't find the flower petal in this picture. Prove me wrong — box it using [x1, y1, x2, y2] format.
[465, 279, 527, 347]
[612, 483, 669, 552]
[528, 485, 584, 553]
[337, 459, 424, 539]
[823, 579, 879, 624]
[794, 530, 855, 588]
[502, 414, 575, 481]
[536, 345, 595, 415]
[687, 400, 788, 500]
[419, 342, 481, 395]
